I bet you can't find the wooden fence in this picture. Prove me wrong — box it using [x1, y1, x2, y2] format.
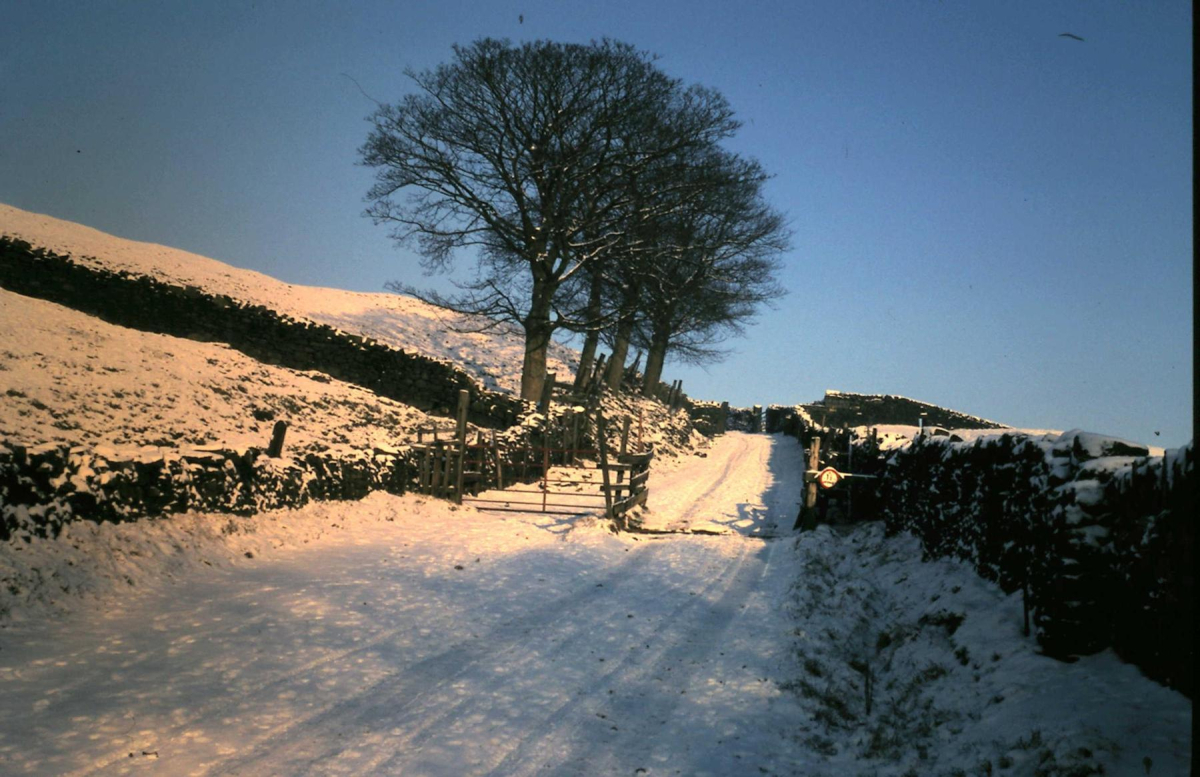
[408, 387, 652, 527]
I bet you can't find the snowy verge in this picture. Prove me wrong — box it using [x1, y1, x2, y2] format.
[873, 431, 1194, 696]
[784, 522, 1192, 776]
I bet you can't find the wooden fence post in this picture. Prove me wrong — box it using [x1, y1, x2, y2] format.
[538, 373, 556, 415]
[847, 433, 854, 522]
[597, 411, 614, 520]
[430, 442, 443, 496]
[795, 435, 821, 531]
[616, 416, 631, 493]
[491, 430, 503, 490]
[588, 354, 607, 396]
[267, 420, 288, 458]
[624, 351, 642, 384]
[542, 444, 550, 513]
[454, 389, 469, 503]
[565, 409, 576, 466]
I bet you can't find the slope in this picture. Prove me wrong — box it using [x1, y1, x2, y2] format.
[0, 203, 580, 395]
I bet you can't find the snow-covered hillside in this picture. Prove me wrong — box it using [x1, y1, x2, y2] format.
[0, 289, 441, 453]
[0, 204, 579, 395]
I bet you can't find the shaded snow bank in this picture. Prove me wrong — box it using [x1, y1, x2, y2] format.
[785, 522, 1191, 776]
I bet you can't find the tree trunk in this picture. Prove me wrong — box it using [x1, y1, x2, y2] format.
[572, 271, 604, 390]
[605, 317, 634, 390]
[642, 324, 669, 393]
[520, 281, 555, 402]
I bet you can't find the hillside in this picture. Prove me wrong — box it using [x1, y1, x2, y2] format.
[0, 204, 580, 396]
[0, 289, 439, 454]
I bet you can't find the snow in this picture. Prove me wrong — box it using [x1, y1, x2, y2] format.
[0, 435, 808, 775]
[848, 425, 1062, 453]
[789, 522, 1190, 775]
[0, 289, 441, 453]
[0, 203, 579, 395]
[1053, 428, 1156, 459]
[0, 435, 1190, 775]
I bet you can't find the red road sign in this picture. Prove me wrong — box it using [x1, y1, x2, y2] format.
[817, 467, 842, 489]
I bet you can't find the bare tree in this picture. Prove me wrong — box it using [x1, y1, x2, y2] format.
[631, 151, 790, 391]
[359, 38, 736, 401]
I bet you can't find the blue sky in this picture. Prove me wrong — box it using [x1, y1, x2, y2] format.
[2, 1, 1192, 446]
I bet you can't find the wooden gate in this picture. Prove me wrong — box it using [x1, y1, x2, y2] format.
[405, 387, 651, 524]
[462, 409, 651, 524]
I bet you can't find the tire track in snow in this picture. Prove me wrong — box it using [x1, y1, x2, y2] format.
[206, 539, 751, 776]
[205, 436, 780, 775]
[62, 539, 678, 777]
[487, 539, 775, 777]
[670, 440, 747, 526]
[596, 538, 785, 776]
[653, 434, 751, 527]
[651, 433, 783, 534]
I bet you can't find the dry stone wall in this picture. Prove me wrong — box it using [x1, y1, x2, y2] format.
[0, 440, 415, 542]
[874, 433, 1193, 699]
[0, 411, 561, 542]
[771, 405, 1193, 697]
[798, 390, 1007, 430]
[686, 401, 726, 436]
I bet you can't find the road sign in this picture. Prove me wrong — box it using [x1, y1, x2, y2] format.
[817, 467, 842, 489]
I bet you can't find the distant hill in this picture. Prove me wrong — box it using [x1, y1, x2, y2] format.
[799, 390, 1009, 431]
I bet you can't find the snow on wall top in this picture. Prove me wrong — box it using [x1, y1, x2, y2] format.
[0, 203, 579, 395]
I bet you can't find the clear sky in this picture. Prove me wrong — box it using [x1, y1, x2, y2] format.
[2, 1, 1192, 447]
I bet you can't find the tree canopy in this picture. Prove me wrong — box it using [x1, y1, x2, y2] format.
[360, 37, 786, 403]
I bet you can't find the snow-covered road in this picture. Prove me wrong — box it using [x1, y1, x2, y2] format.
[0, 432, 815, 776]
